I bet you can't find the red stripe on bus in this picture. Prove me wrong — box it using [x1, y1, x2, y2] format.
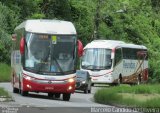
[92, 71, 112, 77]
[22, 73, 76, 81]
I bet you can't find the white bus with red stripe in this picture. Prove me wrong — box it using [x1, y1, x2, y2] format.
[81, 40, 148, 85]
[11, 19, 83, 101]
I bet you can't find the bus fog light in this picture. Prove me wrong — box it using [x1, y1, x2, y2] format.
[68, 78, 75, 83]
[82, 81, 86, 84]
[68, 86, 72, 90]
[27, 84, 32, 89]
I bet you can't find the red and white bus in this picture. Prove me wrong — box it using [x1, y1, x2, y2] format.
[81, 40, 148, 86]
[11, 19, 83, 101]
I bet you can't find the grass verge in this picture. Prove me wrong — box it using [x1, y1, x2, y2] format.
[0, 87, 10, 97]
[94, 84, 160, 108]
[0, 63, 11, 82]
[0, 87, 12, 101]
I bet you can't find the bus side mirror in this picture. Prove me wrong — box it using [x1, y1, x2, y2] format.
[77, 40, 83, 57]
[20, 37, 25, 55]
[11, 34, 17, 41]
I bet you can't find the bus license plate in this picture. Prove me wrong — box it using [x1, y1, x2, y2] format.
[93, 79, 97, 81]
[45, 87, 54, 90]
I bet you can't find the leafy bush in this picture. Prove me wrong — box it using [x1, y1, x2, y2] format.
[0, 3, 18, 64]
[0, 63, 11, 82]
[0, 0, 160, 83]
[94, 84, 160, 108]
[0, 87, 10, 97]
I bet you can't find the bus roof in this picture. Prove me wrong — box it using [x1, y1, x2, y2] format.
[84, 40, 147, 50]
[15, 19, 76, 35]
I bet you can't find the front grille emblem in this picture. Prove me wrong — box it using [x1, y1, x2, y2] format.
[48, 80, 52, 84]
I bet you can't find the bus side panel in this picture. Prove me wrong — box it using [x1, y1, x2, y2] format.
[112, 60, 148, 84]
[11, 50, 22, 89]
[11, 68, 19, 89]
[11, 29, 25, 90]
[112, 60, 123, 83]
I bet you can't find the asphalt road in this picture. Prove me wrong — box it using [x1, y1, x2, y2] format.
[0, 83, 106, 107]
[0, 83, 138, 113]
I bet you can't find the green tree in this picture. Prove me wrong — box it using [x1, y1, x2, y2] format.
[0, 0, 160, 83]
[98, 0, 160, 82]
[0, 3, 18, 63]
[69, 0, 96, 44]
[37, 0, 72, 20]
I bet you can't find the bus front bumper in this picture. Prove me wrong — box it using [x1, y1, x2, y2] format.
[22, 78, 75, 93]
[91, 75, 114, 84]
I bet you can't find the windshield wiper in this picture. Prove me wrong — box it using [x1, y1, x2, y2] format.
[83, 65, 111, 70]
[52, 55, 65, 75]
[82, 65, 96, 69]
[35, 54, 65, 75]
[36, 39, 65, 75]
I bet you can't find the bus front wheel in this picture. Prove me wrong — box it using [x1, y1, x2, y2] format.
[118, 75, 122, 85]
[55, 93, 61, 98]
[48, 93, 54, 98]
[63, 93, 71, 101]
[91, 83, 94, 86]
[21, 90, 28, 96]
[136, 75, 141, 85]
[13, 87, 19, 93]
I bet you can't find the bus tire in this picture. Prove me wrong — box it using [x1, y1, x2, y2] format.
[21, 90, 28, 96]
[109, 83, 117, 86]
[87, 82, 91, 93]
[136, 75, 141, 85]
[84, 88, 88, 94]
[13, 88, 19, 93]
[12, 74, 19, 93]
[88, 89, 91, 93]
[91, 83, 94, 86]
[13, 87, 19, 93]
[63, 93, 71, 101]
[118, 75, 122, 85]
[48, 93, 54, 98]
[55, 93, 61, 98]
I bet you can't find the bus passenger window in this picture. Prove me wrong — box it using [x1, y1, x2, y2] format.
[114, 48, 122, 66]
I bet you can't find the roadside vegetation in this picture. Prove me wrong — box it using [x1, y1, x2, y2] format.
[0, 63, 11, 82]
[0, 0, 160, 83]
[0, 0, 160, 106]
[0, 87, 10, 97]
[0, 87, 11, 102]
[0, 63, 11, 100]
[94, 84, 160, 108]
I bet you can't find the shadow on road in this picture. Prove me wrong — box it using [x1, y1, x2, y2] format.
[22, 93, 63, 101]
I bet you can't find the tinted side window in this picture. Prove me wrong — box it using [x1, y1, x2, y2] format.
[122, 48, 148, 60]
[114, 48, 122, 66]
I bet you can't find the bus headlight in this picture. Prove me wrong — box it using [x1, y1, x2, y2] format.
[82, 81, 86, 84]
[23, 76, 31, 80]
[27, 84, 32, 89]
[68, 78, 75, 83]
[23, 75, 35, 81]
[68, 86, 73, 90]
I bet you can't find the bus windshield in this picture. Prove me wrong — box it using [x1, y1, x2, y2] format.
[81, 48, 112, 70]
[24, 33, 76, 75]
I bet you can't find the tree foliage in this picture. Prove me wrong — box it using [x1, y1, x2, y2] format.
[0, 0, 160, 82]
[0, 2, 18, 63]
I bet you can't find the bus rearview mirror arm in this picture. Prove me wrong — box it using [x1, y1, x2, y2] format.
[11, 34, 17, 41]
